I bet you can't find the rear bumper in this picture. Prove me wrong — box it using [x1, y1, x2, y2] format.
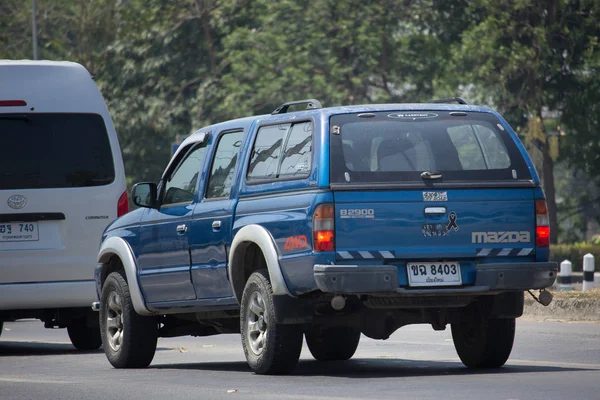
[313, 262, 557, 295]
[0, 280, 96, 310]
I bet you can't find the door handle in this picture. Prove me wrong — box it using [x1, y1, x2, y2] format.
[424, 207, 446, 215]
[212, 220, 222, 229]
[176, 224, 187, 233]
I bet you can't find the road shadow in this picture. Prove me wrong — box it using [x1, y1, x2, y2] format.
[150, 357, 594, 378]
[0, 341, 171, 357]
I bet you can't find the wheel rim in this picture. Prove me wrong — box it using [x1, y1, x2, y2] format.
[105, 291, 124, 352]
[245, 290, 268, 356]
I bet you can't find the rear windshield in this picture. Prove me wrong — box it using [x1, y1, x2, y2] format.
[0, 113, 115, 189]
[329, 111, 531, 184]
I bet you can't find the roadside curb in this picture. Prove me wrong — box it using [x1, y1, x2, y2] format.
[523, 296, 600, 322]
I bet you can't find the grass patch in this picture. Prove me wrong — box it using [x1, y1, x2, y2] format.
[547, 288, 600, 299]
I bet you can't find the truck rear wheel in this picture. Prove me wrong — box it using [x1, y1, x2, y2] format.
[451, 316, 515, 368]
[100, 271, 158, 368]
[240, 270, 303, 375]
[305, 326, 360, 361]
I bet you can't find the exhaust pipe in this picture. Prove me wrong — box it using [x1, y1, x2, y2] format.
[331, 295, 346, 311]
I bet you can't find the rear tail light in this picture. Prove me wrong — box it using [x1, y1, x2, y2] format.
[535, 200, 549, 247]
[117, 191, 129, 217]
[313, 204, 334, 252]
[0, 100, 27, 107]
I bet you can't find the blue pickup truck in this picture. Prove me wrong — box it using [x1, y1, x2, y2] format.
[93, 99, 557, 375]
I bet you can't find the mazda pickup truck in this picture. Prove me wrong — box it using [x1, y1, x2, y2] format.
[93, 98, 557, 374]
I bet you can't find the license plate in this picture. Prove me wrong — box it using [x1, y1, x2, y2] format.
[0, 222, 39, 242]
[406, 262, 462, 287]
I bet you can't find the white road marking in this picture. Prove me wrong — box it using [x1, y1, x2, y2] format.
[0, 377, 74, 384]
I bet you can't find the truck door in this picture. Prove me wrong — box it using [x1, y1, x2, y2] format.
[190, 130, 244, 299]
[137, 142, 208, 303]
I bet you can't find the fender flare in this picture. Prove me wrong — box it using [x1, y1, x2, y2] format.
[229, 224, 293, 301]
[97, 236, 153, 316]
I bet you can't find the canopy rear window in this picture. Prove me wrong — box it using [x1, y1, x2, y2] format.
[0, 113, 115, 189]
[329, 111, 531, 185]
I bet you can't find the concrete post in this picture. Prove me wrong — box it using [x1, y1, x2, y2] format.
[583, 253, 595, 291]
[557, 260, 572, 291]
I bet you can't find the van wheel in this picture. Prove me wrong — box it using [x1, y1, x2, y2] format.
[100, 271, 158, 368]
[305, 326, 361, 361]
[67, 319, 102, 350]
[240, 270, 303, 375]
[451, 317, 515, 368]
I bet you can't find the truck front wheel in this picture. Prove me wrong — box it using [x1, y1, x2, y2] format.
[100, 271, 158, 368]
[240, 270, 303, 375]
[451, 316, 515, 368]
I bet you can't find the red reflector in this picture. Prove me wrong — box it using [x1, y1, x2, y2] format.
[117, 191, 129, 217]
[314, 204, 334, 220]
[0, 100, 27, 107]
[535, 200, 548, 215]
[536, 226, 550, 247]
[314, 230, 334, 252]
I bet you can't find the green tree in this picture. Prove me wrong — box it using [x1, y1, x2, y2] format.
[216, 0, 457, 116]
[0, 0, 118, 69]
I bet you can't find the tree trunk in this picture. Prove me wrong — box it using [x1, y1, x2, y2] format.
[195, 0, 217, 74]
[540, 115, 558, 244]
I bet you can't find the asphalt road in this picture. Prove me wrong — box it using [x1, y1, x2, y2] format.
[1, 319, 599, 400]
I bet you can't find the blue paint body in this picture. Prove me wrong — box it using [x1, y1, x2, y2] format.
[100, 103, 549, 313]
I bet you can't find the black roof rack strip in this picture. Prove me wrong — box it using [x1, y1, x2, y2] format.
[271, 99, 323, 115]
[428, 97, 467, 105]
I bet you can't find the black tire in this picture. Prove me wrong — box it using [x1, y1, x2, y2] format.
[67, 319, 102, 350]
[451, 316, 515, 368]
[240, 270, 303, 375]
[0, 321, 3, 337]
[100, 271, 158, 368]
[305, 326, 360, 361]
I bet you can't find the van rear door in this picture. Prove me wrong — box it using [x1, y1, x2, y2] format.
[0, 113, 118, 284]
[329, 111, 537, 287]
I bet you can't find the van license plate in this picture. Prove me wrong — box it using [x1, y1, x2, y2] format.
[406, 262, 462, 287]
[0, 222, 39, 242]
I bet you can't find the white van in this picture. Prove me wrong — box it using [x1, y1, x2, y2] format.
[0, 61, 127, 349]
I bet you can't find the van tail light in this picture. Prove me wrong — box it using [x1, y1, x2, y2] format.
[0, 100, 27, 107]
[313, 204, 334, 252]
[535, 200, 549, 247]
[117, 191, 129, 217]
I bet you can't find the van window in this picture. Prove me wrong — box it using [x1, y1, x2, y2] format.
[0, 113, 115, 189]
[329, 112, 530, 185]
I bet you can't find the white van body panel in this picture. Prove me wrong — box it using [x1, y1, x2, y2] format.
[0, 61, 126, 310]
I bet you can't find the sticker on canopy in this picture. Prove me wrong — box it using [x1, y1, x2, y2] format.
[422, 211, 459, 237]
[423, 191, 447, 202]
[388, 112, 438, 120]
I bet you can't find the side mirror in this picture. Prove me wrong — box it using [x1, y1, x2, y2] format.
[132, 182, 158, 209]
